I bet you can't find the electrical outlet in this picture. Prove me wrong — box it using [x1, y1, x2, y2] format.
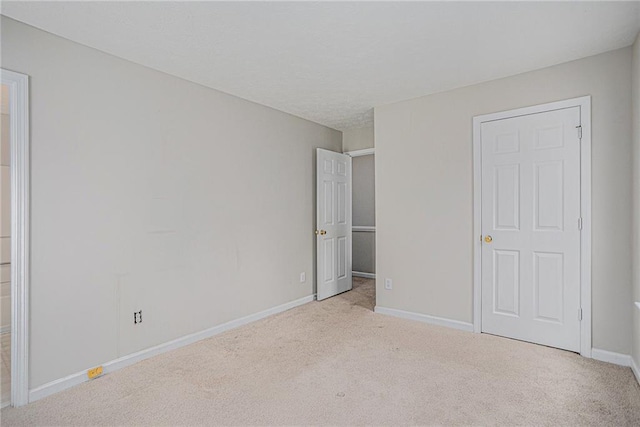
[87, 366, 103, 380]
[385, 278, 393, 290]
[300, 272, 306, 283]
[133, 310, 142, 324]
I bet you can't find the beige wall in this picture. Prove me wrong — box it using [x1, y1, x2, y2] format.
[352, 155, 375, 227]
[343, 126, 374, 152]
[0, 84, 10, 332]
[632, 32, 640, 368]
[375, 47, 633, 354]
[1, 17, 342, 389]
[353, 232, 375, 274]
[352, 155, 375, 274]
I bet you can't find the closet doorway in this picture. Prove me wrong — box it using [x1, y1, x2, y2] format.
[347, 148, 375, 309]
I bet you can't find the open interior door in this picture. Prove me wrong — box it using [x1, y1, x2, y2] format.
[316, 148, 352, 300]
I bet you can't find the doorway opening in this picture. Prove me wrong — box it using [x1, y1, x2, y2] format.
[314, 147, 376, 311]
[348, 148, 376, 311]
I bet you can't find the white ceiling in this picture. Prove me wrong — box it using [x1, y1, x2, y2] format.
[2, 1, 640, 130]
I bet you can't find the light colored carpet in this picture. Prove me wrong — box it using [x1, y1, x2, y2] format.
[1, 277, 639, 426]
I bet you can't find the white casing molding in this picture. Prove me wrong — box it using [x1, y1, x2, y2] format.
[352, 271, 376, 279]
[1, 68, 30, 408]
[29, 294, 314, 403]
[374, 306, 474, 332]
[472, 96, 592, 358]
[344, 148, 374, 157]
[590, 348, 632, 367]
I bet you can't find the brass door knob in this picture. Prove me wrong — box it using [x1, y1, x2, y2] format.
[484, 235, 493, 243]
[315, 230, 327, 235]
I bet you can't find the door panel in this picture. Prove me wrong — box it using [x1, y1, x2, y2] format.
[316, 149, 352, 301]
[533, 252, 564, 322]
[481, 107, 581, 352]
[323, 181, 333, 225]
[323, 238, 334, 283]
[493, 249, 520, 316]
[534, 161, 564, 230]
[494, 164, 520, 230]
[337, 182, 347, 224]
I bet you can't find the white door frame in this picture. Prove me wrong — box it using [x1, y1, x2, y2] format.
[2, 69, 30, 407]
[472, 96, 592, 358]
[344, 148, 375, 157]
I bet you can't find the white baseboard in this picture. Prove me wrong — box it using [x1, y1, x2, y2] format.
[374, 306, 474, 333]
[631, 357, 640, 385]
[591, 348, 632, 367]
[29, 294, 315, 403]
[352, 271, 376, 279]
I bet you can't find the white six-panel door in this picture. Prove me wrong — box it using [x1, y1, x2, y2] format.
[316, 148, 352, 301]
[481, 107, 581, 352]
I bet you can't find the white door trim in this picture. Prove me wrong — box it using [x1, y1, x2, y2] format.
[1, 69, 30, 407]
[472, 96, 592, 358]
[344, 148, 375, 157]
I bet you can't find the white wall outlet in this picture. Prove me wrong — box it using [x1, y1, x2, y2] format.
[385, 278, 393, 290]
[300, 272, 306, 283]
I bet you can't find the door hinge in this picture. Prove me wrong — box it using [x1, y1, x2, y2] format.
[576, 125, 582, 140]
[578, 217, 583, 230]
[578, 308, 583, 321]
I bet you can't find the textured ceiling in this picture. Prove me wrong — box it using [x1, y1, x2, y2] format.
[2, 1, 640, 130]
